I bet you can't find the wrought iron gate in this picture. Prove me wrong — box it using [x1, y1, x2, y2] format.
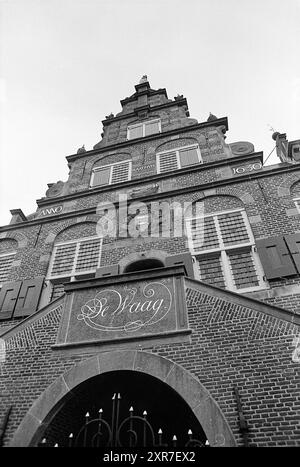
[39, 393, 209, 447]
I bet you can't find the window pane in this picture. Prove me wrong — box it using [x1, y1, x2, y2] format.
[92, 167, 111, 187]
[128, 125, 143, 139]
[50, 243, 77, 277]
[145, 121, 160, 136]
[197, 254, 225, 288]
[179, 147, 199, 167]
[75, 238, 101, 273]
[218, 211, 250, 246]
[111, 162, 130, 184]
[0, 253, 15, 283]
[158, 152, 178, 173]
[228, 250, 259, 289]
[189, 216, 220, 252]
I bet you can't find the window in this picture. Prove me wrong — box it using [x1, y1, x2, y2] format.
[47, 236, 102, 282]
[127, 119, 161, 140]
[91, 160, 131, 187]
[186, 209, 265, 292]
[0, 252, 16, 285]
[294, 198, 300, 213]
[157, 145, 202, 174]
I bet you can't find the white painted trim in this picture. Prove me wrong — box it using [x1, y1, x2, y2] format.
[127, 119, 162, 140]
[156, 144, 202, 174]
[90, 160, 132, 187]
[46, 236, 102, 281]
[185, 208, 267, 293]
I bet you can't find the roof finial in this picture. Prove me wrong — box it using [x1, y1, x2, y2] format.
[139, 75, 148, 84]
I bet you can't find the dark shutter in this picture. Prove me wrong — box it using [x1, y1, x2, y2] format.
[285, 233, 300, 273]
[256, 237, 297, 279]
[0, 281, 22, 320]
[14, 277, 44, 318]
[95, 265, 119, 278]
[165, 253, 194, 278]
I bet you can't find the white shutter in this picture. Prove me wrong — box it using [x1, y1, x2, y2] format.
[157, 152, 179, 173]
[111, 161, 131, 184]
[92, 167, 111, 187]
[217, 211, 251, 247]
[0, 253, 15, 283]
[75, 238, 102, 273]
[179, 147, 200, 167]
[49, 243, 77, 278]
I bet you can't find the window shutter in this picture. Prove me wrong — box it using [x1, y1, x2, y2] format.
[179, 147, 199, 167]
[285, 233, 300, 273]
[218, 211, 250, 246]
[165, 253, 194, 278]
[128, 125, 143, 139]
[14, 277, 44, 318]
[50, 243, 77, 278]
[0, 253, 15, 284]
[74, 238, 102, 274]
[0, 281, 22, 320]
[145, 121, 160, 136]
[111, 162, 130, 184]
[158, 152, 178, 173]
[256, 236, 297, 279]
[92, 167, 111, 187]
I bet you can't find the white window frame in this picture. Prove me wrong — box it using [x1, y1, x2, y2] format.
[46, 236, 102, 282]
[127, 119, 161, 140]
[90, 160, 132, 188]
[186, 208, 266, 293]
[0, 251, 16, 287]
[294, 198, 300, 214]
[156, 144, 202, 174]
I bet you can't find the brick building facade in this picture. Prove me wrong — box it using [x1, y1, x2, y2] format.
[0, 77, 300, 447]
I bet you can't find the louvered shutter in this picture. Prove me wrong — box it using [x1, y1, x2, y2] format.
[92, 167, 111, 187]
[158, 152, 178, 173]
[0, 253, 15, 284]
[179, 147, 199, 167]
[187, 215, 219, 253]
[256, 236, 297, 279]
[14, 277, 44, 318]
[74, 238, 101, 275]
[218, 211, 251, 246]
[285, 233, 300, 273]
[0, 281, 22, 320]
[111, 161, 131, 184]
[50, 243, 77, 278]
[165, 253, 194, 278]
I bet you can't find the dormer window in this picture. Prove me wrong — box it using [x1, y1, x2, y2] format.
[90, 160, 132, 187]
[157, 144, 202, 174]
[127, 119, 161, 140]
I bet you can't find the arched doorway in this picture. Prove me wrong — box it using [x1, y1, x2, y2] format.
[39, 371, 207, 447]
[10, 351, 236, 447]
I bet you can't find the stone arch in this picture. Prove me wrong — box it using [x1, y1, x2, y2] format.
[290, 178, 300, 198]
[92, 152, 132, 168]
[10, 351, 236, 447]
[119, 250, 168, 273]
[0, 231, 28, 249]
[54, 221, 98, 244]
[155, 137, 199, 154]
[0, 237, 18, 253]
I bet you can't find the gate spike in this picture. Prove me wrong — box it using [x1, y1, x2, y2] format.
[112, 393, 116, 400]
[54, 443, 58, 447]
[69, 433, 73, 438]
[41, 438, 46, 444]
[118, 393, 121, 399]
[205, 440, 210, 446]
[129, 406, 134, 412]
[85, 412, 89, 418]
[158, 428, 162, 434]
[172, 435, 177, 440]
[99, 408, 103, 413]
[143, 410, 147, 416]
[188, 429, 193, 435]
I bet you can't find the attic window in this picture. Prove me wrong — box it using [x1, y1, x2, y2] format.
[127, 119, 161, 140]
[90, 160, 132, 187]
[157, 145, 202, 174]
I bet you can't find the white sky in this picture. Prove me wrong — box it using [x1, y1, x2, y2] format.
[0, 0, 299, 226]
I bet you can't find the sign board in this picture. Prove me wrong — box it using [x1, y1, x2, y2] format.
[55, 268, 189, 349]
